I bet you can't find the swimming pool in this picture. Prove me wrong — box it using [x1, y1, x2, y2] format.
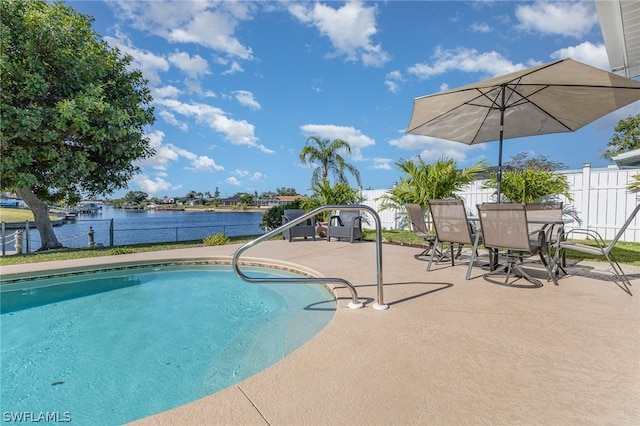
[0, 262, 336, 424]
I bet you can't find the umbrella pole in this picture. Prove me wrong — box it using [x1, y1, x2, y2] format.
[497, 87, 506, 204]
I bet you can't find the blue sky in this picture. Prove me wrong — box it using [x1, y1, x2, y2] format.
[68, 0, 640, 199]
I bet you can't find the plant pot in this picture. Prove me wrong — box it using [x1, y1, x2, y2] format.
[316, 222, 327, 238]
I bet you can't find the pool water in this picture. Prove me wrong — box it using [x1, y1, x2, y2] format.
[1, 264, 336, 424]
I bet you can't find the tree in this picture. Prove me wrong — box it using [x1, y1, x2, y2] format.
[377, 156, 488, 212]
[238, 192, 255, 206]
[260, 199, 304, 231]
[299, 136, 361, 187]
[602, 114, 640, 161]
[1, 0, 155, 249]
[483, 169, 572, 203]
[276, 187, 298, 196]
[506, 152, 567, 171]
[123, 191, 148, 204]
[300, 179, 362, 221]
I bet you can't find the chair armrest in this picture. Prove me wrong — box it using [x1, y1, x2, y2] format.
[328, 215, 342, 226]
[562, 228, 607, 248]
[350, 215, 363, 227]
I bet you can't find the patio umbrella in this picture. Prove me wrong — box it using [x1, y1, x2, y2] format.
[406, 58, 640, 201]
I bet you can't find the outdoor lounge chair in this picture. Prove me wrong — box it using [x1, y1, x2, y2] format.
[477, 203, 556, 287]
[427, 199, 483, 280]
[281, 209, 316, 242]
[557, 202, 640, 295]
[404, 203, 437, 259]
[327, 210, 363, 243]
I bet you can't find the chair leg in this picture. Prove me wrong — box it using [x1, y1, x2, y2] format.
[466, 233, 482, 280]
[483, 254, 543, 287]
[604, 251, 633, 295]
[427, 237, 439, 271]
[538, 251, 558, 286]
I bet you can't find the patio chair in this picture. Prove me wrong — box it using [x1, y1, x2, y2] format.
[557, 202, 640, 295]
[477, 203, 556, 287]
[281, 209, 316, 242]
[526, 201, 564, 272]
[427, 199, 483, 280]
[327, 210, 363, 243]
[404, 203, 437, 259]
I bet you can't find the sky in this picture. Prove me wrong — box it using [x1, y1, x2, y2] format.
[67, 0, 640, 199]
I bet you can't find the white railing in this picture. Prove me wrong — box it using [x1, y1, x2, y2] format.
[361, 164, 640, 243]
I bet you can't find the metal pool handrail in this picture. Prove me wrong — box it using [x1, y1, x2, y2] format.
[232, 204, 388, 310]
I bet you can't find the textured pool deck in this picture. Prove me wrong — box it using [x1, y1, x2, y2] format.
[3, 239, 639, 425]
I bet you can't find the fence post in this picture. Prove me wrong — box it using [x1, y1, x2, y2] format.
[15, 229, 23, 254]
[1, 222, 5, 256]
[581, 163, 591, 231]
[109, 218, 114, 246]
[88, 226, 95, 247]
[25, 220, 30, 253]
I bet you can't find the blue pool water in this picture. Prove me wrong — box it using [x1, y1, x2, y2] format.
[1, 264, 336, 424]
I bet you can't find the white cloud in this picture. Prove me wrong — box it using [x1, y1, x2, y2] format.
[233, 169, 250, 177]
[371, 158, 393, 171]
[385, 70, 404, 93]
[103, 34, 169, 86]
[168, 51, 210, 79]
[388, 134, 485, 164]
[137, 130, 224, 174]
[155, 98, 274, 153]
[132, 174, 181, 195]
[226, 176, 241, 186]
[222, 61, 244, 75]
[152, 85, 183, 100]
[470, 22, 491, 33]
[515, 1, 598, 38]
[289, 1, 390, 67]
[249, 172, 265, 181]
[550, 42, 610, 71]
[189, 156, 224, 172]
[158, 111, 188, 131]
[111, 1, 254, 60]
[407, 46, 534, 80]
[300, 124, 375, 161]
[234, 90, 261, 110]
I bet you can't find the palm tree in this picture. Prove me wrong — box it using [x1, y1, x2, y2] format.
[483, 169, 572, 203]
[629, 174, 640, 193]
[299, 136, 361, 187]
[378, 156, 488, 211]
[300, 179, 362, 221]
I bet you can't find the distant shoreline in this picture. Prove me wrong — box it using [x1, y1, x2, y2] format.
[183, 207, 265, 213]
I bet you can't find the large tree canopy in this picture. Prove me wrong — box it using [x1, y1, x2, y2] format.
[1, 0, 155, 249]
[602, 114, 640, 161]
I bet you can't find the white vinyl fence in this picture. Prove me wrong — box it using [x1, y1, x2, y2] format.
[361, 163, 640, 243]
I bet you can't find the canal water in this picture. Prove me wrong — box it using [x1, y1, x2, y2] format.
[4, 206, 265, 253]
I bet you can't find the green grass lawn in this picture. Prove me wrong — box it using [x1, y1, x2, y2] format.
[1, 228, 638, 267]
[0, 207, 61, 222]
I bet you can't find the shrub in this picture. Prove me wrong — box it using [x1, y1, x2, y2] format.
[259, 199, 303, 231]
[203, 232, 230, 246]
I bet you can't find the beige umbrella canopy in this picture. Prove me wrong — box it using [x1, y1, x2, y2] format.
[407, 58, 640, 201]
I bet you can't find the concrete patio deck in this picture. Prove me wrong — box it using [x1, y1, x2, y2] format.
[3, 239, 639, 425]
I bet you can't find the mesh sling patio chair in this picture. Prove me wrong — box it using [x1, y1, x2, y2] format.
[404, 203, 437, 259]
[525, 201, 565, 274]
[477, 203, 556, 287]
[327, 210, 363, 243]
[281, 209, 316, 242]
[427, 199, 483, 280]
[557, 202, 640, 295]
